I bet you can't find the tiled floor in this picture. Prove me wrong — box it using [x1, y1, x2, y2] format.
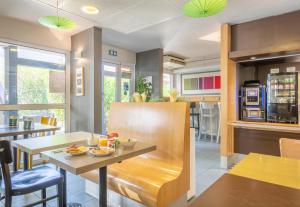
[0, 141, 226, 207]
[195, 141, 227, 195]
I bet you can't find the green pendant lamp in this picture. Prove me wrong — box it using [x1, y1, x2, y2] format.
[183, 0, 227, 18]
[39, 0, 76, 29]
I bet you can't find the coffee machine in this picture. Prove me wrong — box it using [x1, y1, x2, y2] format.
[240, 80, 266, 122]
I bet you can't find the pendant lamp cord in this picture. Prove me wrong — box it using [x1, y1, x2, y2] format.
[56, 0, 60, 26]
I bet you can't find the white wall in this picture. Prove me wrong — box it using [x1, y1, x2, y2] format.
[173, 58, 220, 95]
[102, 44, 136, 65]
[0, 16, 71, 51]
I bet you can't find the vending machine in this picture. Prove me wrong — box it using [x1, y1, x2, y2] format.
[267, 72, 298, 124]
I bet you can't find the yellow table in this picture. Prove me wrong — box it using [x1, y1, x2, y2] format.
[229, 153, 300, 190]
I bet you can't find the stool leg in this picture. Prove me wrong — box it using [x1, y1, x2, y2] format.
[216, 113, 221, 144]
[210, 111, 213, 142]
[197, 114, 200, 141]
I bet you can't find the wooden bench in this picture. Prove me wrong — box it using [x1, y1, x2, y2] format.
[82, 102, 190, 207]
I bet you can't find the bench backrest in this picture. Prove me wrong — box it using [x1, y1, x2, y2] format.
[108, 102, 190, 167]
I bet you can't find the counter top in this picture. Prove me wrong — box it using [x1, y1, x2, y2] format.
[229, 121, 300, 133]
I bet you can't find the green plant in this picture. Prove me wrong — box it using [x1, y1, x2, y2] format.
[135, 76, 152, 102]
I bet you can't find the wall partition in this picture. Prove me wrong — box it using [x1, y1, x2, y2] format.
[0, 41, 69, 131]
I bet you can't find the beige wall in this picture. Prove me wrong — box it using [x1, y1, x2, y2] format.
[0, 16, 71, 51]
[102, 44, 136, 64]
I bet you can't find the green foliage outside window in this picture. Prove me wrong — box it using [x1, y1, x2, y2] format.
[16, 65, 65, 126]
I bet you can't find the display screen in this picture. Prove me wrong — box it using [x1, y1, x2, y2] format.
[247, 90, 258, 97]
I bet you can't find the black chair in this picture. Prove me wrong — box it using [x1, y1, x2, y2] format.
[0, 140, 63, 207]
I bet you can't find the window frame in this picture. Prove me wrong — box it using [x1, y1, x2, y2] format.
[0, 38, 71, 132]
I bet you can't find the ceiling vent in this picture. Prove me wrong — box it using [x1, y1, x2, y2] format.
[163, 55, 185, 69]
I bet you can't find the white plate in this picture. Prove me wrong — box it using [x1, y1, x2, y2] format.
[89, 148, 115, 157]
[66, 147, 89, 156]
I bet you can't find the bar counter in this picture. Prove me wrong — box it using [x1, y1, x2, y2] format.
[229, 121, 300, 133]
[228, 121, 300, 156]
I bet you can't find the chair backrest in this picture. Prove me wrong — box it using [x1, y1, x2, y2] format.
[190, 102, 196, 109]
[0, 140, 13, 193]
[40, 116, 50, 125]
[0, 140, 13, 164]
[279, 138, 300, 160]
[108, 102, 190, 169]
[49, 117, 58, 135]
[49, 117, 57, 126]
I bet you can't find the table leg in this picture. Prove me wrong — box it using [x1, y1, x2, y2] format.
[60, 168, 67, 207]
[13, 135, 18, 172]
[99, 166, 107, 207]
[23, 134, 29, 170]
[59, 168, 82, 207]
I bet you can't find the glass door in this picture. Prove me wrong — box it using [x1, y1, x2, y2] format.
[102, 62, 134, 133]
[121, 66, 133, 102]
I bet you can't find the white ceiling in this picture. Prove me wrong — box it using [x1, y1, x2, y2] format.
[0, 0, 300, 60]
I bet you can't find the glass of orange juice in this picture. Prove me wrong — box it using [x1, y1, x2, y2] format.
[99, 136, 108, 147]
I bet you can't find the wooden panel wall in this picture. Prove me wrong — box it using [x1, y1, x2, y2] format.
[232, 10, 300, 52]
[231, 10, 300, 59]
[220, 24, 238, 157]
[234, 128, 300, 156]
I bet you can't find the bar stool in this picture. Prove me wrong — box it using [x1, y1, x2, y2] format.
[198, 102, 221, 143]
[190, 102, 200, 138]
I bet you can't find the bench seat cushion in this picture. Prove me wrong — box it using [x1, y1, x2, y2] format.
[81, 155, 182, 207]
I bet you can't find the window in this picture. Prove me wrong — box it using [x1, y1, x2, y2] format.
[0, 42, 67, 130]
[163, 73, 172, 97]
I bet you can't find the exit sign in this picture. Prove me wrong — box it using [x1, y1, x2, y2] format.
[109, 49, 117, 57]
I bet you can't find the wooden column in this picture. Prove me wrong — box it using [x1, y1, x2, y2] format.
[220, 24, 238, 159]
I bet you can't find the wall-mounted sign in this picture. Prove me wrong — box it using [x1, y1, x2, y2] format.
[286, 66, 296, 73]
[75, 67, 85, 96]
[181, 71, 221, 95]
[270, 68, 280, 74]
[108, 49, 118, 57]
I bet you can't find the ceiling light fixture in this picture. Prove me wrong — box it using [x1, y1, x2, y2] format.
[39, 0, 76, 29]
[81, 5, 99, 14]
[183, 0, 227, 18]
[199, 31, 220, 42]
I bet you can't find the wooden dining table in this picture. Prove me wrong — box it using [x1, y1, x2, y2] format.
[0, 123, 60, 171]
[189, 153, 300, 207]
[41, 141, 156, 207]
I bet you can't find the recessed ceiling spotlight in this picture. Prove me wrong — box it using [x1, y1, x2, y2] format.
[81, 5, 99, 14]
[250, 57, 257, 60]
